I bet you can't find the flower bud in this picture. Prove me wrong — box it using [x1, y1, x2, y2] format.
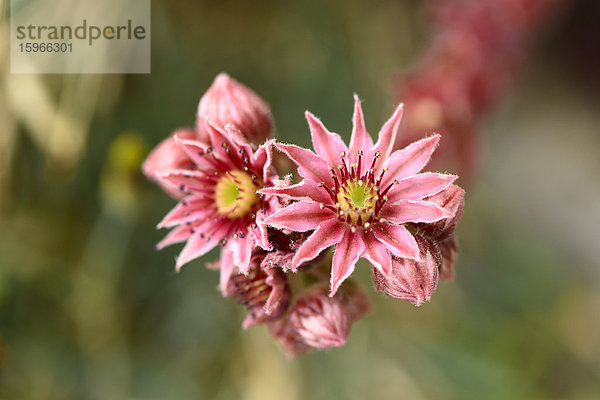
[197, 73, 273, 146]
[288, 287, 350, 350]
[226, 263, 291, 330]
[373, 235, 441, 306]
[418, 184, 464, 240]
[141, 128, 196, 199]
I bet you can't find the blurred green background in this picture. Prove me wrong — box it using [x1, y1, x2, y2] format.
[1, 0, 599, 399]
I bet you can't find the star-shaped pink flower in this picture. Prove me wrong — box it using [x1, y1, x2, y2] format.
[155, 120, 277, 281]
[262, 95, 458, 296]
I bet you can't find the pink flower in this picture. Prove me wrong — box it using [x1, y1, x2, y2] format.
[155, 120, 277, 274]
[372, 235, 441, 306]
[262, 95, 457, 296]
[197, 73, 274, 146]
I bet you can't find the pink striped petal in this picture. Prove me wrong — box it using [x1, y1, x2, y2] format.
[251, 211, 272, 251]
[381, 134, 440, 188]
[157, 196, 215, 228]
[276, 143, 332, 184]
[371, 103, 404, 160]
[266, 202, 335, 232]
[380, 200, 453, 224]
[174, 135, 229, 171]
[158, 170, 214, 195]
[224, 123, 252, 152]
[157, 223, 202, 250]
[386, 173, 457, 203]
[259, 179, 332, 204]
[330, 230, 365, 296]
[253, 139, 275, 183]
[348, 95, 373, 163]
[306, 111, 348, 167]
[227, 235, 254, 273]
[218, 250, 236, 295]
[372, 223, 419, 259]
[362, 231, 392, 276]
[292, 219, 346, 270]
[176, 222, 230, 270]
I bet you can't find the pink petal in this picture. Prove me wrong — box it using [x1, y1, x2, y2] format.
[371, 103, 404, 160]
[250, 211, 273, 251]
[253, 139, 275, 183]
[176, 222, 230, 270]
[157, 223, 201, 250]
[227, 235, 254, 273]
[276, 143, 332, 184]
[381, 135, 440, 188]
[362, 231, 392, 276]
[380, 200, 453, 224]
[372, 223, 419, 259]
[348, 94, 373, 162]
[224, 123, 253, 152]
[386, 173, 457, 203]
[158, 170, 214, 195]
[259, 179, 332, 204]
[330, 230, 365, 296]
[306, 111, 348, 167]
[174, 135, 227, 171]
[266, 202, 335, 232]
[292, 219, 346, 270]
[218, 250, 236, 295]
[157, 196, 214, 228]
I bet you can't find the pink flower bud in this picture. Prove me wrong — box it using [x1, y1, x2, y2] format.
[373, 235, 441, 306]
[226, 263, 291, 330]
[141, 128, 196, 199]
[288, 287, 350, 350]
[418, 184, 465, 240]
[196, 73, 273, 146]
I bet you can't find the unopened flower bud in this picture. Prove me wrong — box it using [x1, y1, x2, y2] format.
[373, 235, 441, 306]
[418, 184, 464, 240]
[288, 287, 350, 350]
[197, 73, 273, 146]
[226, 263, 290, 330]
[141, 128, 196, 199]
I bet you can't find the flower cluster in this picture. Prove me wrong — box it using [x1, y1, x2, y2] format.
[394, 0, 569, 183]
[143, 73, 464, 357]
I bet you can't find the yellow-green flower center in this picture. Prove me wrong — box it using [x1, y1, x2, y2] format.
[336, 178, 378, 224]
[215, 170, 258, 218]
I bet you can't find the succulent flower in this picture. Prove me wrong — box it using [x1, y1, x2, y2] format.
[262, 95, 457, 295]
[197, 73, 274, 146]
[155, 120, 277, 274]
[372, 235, 441, 306]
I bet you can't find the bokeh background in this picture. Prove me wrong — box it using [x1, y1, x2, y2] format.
[1, 0, 600, 399]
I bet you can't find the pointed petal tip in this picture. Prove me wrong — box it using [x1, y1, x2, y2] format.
[213, 72, 231, 85]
